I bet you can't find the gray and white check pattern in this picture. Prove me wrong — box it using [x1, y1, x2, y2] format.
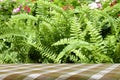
[0, 64, 119, 80]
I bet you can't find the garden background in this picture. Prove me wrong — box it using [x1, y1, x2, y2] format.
[0, 0, 120, 63]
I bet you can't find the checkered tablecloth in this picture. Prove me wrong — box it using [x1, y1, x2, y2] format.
[0, 64, 119, 80]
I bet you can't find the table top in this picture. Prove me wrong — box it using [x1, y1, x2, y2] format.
[0, 64, 119, 80]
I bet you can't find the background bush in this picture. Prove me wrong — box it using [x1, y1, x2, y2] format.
[0, 0, 120, 63]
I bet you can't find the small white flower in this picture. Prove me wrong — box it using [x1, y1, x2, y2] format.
[12, 0, 16, 2]
[88, 2, 98, 9]
[95, 0, 100, 2]
[0, 0, 3, 2]
[103, 0, 107, 1]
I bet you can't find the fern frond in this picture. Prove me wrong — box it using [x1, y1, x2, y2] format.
[114, 43, 120, 63]
[92, 53, 113, 63]
[24, 41, 57, 63]
[72, 49, 89, 63]
[0, 26, 27, 39]
[55, 40, 92, 63]
[70, 17, 84, 40]
[85, 20, 105, 53]
[68, 54, 80, 63]
[103, 3, 120, 16]
[36, 0, 70, 24]
[10, 14, 37, 21]
[52, 38, 72, 46]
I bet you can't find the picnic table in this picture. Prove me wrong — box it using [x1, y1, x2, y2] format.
[0, 64, 119, 80]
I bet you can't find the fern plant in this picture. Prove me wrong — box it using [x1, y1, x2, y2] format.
[0, 0, 72, 63]
[52, 2, 120, 63]
[0, 0, 120, 63]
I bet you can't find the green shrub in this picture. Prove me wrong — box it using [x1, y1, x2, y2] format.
[0, 0, 120, 63]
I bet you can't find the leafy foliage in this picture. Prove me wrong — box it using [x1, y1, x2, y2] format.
[0, 0, 120, 63]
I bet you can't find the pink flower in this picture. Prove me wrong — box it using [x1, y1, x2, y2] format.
[13, 6, 22, 13]
[13, 8, 20, 13]
[97, 3, 102, 8]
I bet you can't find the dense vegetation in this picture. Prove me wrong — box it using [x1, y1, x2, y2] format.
[0, 0, 120, 63]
